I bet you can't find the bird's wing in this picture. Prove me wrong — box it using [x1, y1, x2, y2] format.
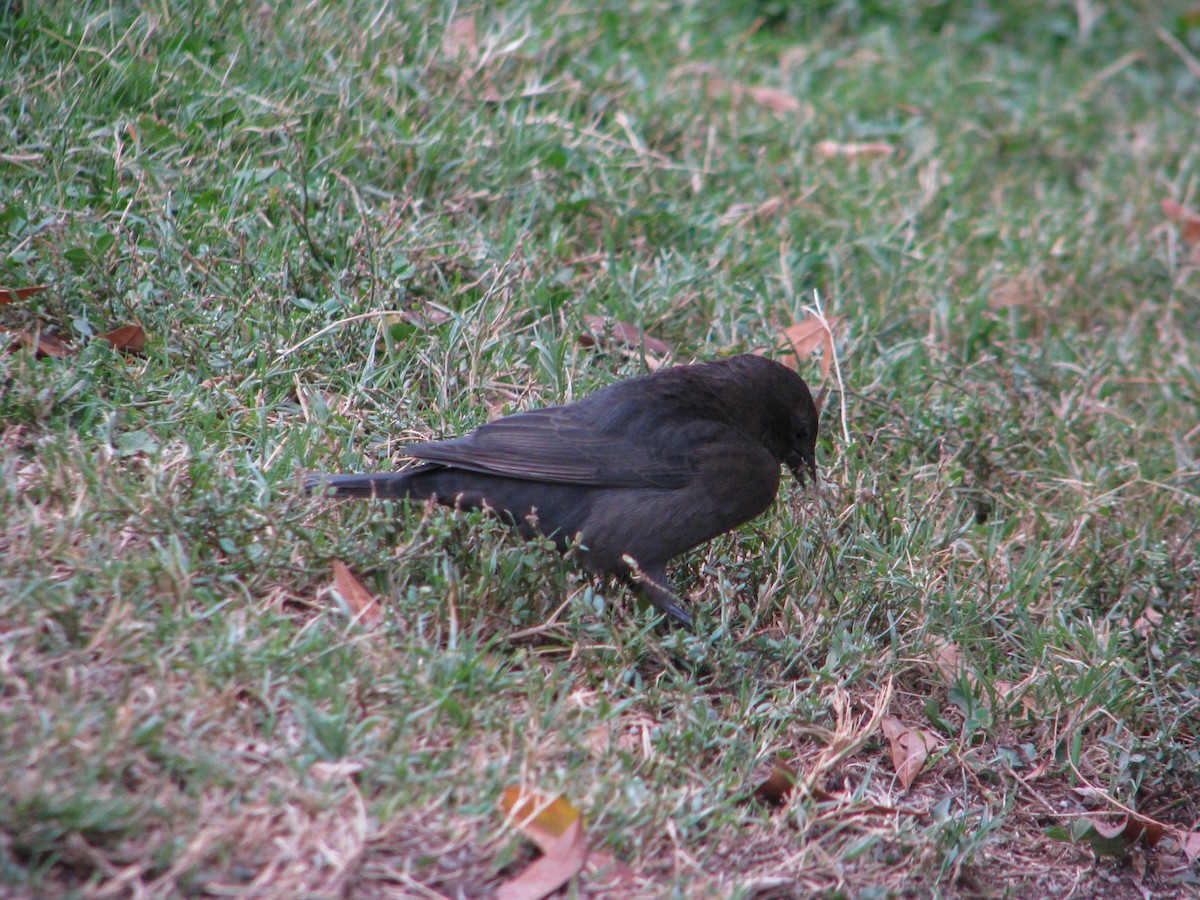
[405, 407, 696, 489]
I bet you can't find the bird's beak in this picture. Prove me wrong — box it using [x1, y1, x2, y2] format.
[785, 449, 817, 486]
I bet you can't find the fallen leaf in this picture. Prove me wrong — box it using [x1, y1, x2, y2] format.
[1069, 812, 1167, 857]
[500, 788, 636, 888]
[1131, 607, 1163, 638]
[9, 330, 73, 359]
[1182, 830, 1200, 865]
[815, 140, 895, 160]
[0, 284, 49, 306]
[443, 16, 477, 61]
[1162, 198, 1200, 252]
[497, 815, 588, 900]
[778, 315, 841, 380]
[932, 639, 967, 687]
[1069, 785, 1109, 808]
[990, 678, 1039, 717]
[501, 788, 581, 848]
[881, 716, 931, 790]
[1088, 812, 1166, 849]
[98, 324, 146, 353]
[753, 758, 798, 806]
[579, 315, 672, 357]
[331, 560, 383, 625]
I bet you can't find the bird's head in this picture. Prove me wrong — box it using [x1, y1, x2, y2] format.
[782, 385, 821, 485]
[758, 360, 821, 485]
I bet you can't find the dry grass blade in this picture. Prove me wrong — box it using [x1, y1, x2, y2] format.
[814, 140, 895, 160]
[719, 195, 787, 226]
[797, 682, 894, 795]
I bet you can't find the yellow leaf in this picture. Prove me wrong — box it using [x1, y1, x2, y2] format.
[500, 788, 581, 850]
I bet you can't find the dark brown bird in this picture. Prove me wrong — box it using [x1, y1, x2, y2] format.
[305, 354, 819, 628]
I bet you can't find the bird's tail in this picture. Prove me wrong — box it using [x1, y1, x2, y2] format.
[303, 472, 416, 498]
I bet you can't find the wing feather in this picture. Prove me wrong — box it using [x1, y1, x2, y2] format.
[406, 407, 694, 489]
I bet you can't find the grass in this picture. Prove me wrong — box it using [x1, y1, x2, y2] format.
[3, 0, 1200, 896]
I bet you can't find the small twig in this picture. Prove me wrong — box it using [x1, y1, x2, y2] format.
[273, 309, 408, 363]
[808, 290, 851, 445]
[507, 591, 581, 642]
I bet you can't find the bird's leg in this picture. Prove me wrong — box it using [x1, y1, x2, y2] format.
[622, 556, 694, 630]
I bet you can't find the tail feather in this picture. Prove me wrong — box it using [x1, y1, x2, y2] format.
[304, 472, 416, 498]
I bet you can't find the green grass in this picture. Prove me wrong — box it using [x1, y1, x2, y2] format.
[3, 0, 1200, 896]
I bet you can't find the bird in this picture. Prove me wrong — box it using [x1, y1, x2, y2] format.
[305, 353, 819, 629]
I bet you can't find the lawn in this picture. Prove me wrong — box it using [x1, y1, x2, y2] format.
[2, 1, 1199, 897]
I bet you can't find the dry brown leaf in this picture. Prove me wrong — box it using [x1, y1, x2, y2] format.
[1131, 607, 1163, 638]
[496, 815, 588, 900]
[443, 16, 477, 61]
[0, 284, 49, 306]
[331, 561, 382, 625]
[579, 315, 672, 357]
[778, 315, 841, 380]
[753, 758, 798, 806]
[880, 716, 931, 790]
[990, 678, 1039, 717]
[1087, 812, 1166, 849]
[1162, 198, 1200, 250]
[932, 639, 968, 687]
[815, 140, 895, 160]
[1182, 830, 1200, 865]
[10, 330, 73, 359]
[99, 324, 146, 353]
[500, 788, 636, 888]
